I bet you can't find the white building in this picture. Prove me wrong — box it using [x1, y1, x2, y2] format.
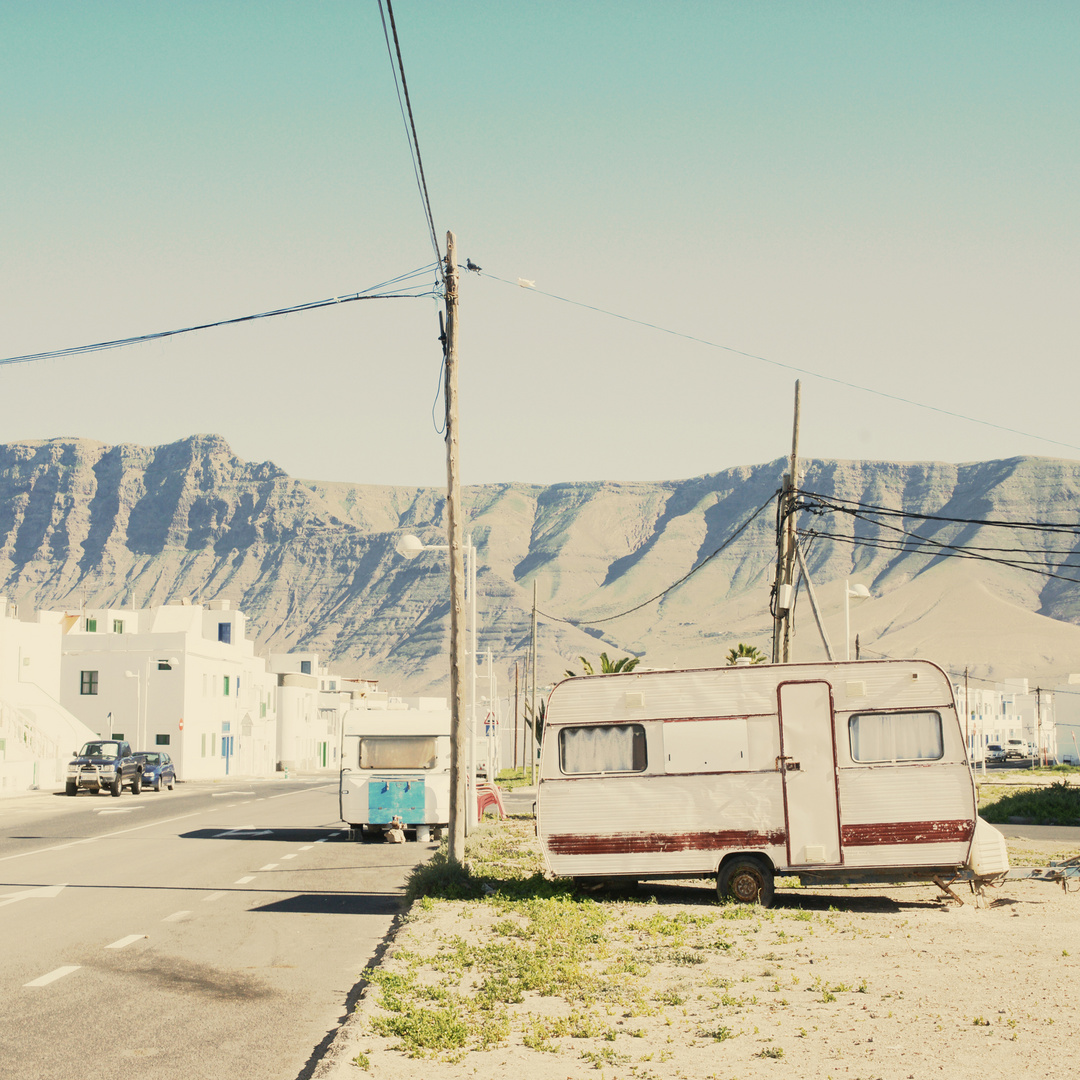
[267, 653, 380, 771]
[44, 599, 278, 780]
[0, 597, 97, 793]
[1051, 676, 1080, 765]
[953, 677, 1056, 763]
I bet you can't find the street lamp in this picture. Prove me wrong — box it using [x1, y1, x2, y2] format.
[397, 532, 480, 830]
[844, 582, 870, 661]
[124, 656, 180, 750]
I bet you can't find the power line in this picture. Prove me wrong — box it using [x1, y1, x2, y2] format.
[798, 490, 1080, 535]
[379, 0, 442, 279]
[0, 267, 439, 367]
[536, 491, 779, 627]
[474, 269, 1080, 457]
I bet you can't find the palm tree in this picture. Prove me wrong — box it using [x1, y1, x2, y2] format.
[725, 643, 767, 666]
[565, 652, 641, 678]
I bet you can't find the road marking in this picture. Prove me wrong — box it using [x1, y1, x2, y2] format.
[105, 934, 146, 950]
[234, 875, 255, 884]
[25, 965, 80, 987]
[162, 911, 190, 922]
[258, 863, 278, 871]
[281, 853, 298, 860]
[212, 827, 273, 838]
[300, 845, 314, 850]
[202, 892, 227, 902]
[0, 809, 209, 865]
[328, 831, 342, 837]
[0, 883, 67, 908]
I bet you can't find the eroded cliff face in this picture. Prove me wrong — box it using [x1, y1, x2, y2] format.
[1, 435, 1079, 694]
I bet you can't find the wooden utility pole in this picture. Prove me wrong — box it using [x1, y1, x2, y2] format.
[513, 660, 520, 770]
[772, 381, 801, 662]
[529, 580, 538, 785]
[443, 232, 467, 865]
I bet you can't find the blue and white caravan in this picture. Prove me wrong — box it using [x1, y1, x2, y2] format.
[338, 707, 451, 842]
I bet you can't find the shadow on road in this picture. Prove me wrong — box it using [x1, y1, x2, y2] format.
[252, 892, 404, 915]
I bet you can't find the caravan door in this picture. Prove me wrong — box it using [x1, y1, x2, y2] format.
[777, 680, 842, 867]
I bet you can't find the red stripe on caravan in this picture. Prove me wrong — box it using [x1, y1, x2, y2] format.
[840, 819, 975, 847]
[546, 829, 786, 856]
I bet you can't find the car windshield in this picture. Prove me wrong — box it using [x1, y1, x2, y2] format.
[137, 753, 160, 764]
[81, 742, 119, 759]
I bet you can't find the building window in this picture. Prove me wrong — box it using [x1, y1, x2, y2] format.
[157, 660, 173, 671]
[155, 734, 170, 746]
[80, 670, 99, 695]
[218, 622, 231, 644]
[85, 618, 97, 633]
[260, 701, 267, 718]
[559, 724, 647, 775]
[112, 619, 124, 634]
[300, 660, 312, 675]
[329, 680, 337, 691]
[849, 711, 944, 763]
[223, 675, 230, 696]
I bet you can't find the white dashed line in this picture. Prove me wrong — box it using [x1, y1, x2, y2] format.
[280, 853, 298, 860]
[162, 911, 190, 922]
[300, 845, 314, 851]
[258, 863, 278, 871]
[25, 966, 80, 987]
[202, 892, 227, 902]
[235, 876, 255, 885]
[105, 934, 146, 950]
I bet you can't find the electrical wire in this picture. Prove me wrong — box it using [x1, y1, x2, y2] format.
[798, 490, 1080, 535]
[473, 269, 1080, 457]
[0, 266, 439, 367]
[379, 0, 442, 279]
[536, 491, 779, 627]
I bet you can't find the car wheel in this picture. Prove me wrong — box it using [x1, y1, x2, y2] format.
[153, 775, 161, 792]
[111, 775, 122, 797]
[131, 772, 141, 795]
[717, 855, 775, 908]
[66, 782, 77, 796]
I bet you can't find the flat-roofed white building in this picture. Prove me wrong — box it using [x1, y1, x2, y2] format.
[0, 597, 97, 793]
[42, 599, 278, 780]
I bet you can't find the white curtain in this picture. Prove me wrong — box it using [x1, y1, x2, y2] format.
[559, 725, 645, 774]
[849, 712, 942, 763]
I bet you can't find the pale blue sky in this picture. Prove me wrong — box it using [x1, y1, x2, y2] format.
[1, 2, 1077, 485]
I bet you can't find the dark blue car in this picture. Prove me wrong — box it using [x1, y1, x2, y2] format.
[133, 751, 176, 792]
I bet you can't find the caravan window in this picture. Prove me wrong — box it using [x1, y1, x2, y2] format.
[559, 724, 647, 775]
[849, 711, 944, 763]
[358, 737, 438, 770]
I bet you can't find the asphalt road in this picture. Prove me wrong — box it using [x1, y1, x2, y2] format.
[0, 778, 435, 1080]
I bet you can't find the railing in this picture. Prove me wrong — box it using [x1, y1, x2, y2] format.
[0, 699, 61, 761]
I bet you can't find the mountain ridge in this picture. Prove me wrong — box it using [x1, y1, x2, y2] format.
[1, 435, 1078, 695]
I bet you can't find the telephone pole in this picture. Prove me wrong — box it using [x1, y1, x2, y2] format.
[772, 381, 801, 662]
[443, 232, 467, 865]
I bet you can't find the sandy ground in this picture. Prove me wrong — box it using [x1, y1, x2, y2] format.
[313, 832, 1079, 1080]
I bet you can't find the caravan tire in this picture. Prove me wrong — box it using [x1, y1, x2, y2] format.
[717, 856, 774, 908]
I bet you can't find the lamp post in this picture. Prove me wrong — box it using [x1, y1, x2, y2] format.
[124, 656, 179, 750]
[397, 532, 479, 831]
[844, 581, 870, 661]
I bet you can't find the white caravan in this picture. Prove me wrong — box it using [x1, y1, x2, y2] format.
[339, 708, 451, 841]
[536, 659, 1009, 905]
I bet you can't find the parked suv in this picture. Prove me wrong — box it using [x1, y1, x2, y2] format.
[66, 740, 142, 797]
[985, 744, 1006, 763]
[1005, 739, 1029, 760]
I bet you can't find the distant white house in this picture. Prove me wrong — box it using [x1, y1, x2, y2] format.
[43, 599, 279, 780]
[953, 677, 1057, 763]
[0, 597, 97, 793]
[267, 653, 381, 771]
[1052, 676, 1080, 765]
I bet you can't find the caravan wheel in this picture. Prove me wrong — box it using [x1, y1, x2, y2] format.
[717, 856, 774, 908]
